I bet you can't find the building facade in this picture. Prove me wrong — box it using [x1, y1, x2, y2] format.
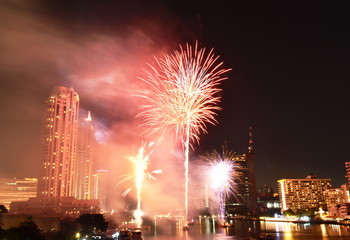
[328, 203, 350, 218]
[37, 86, 95, 200]
[74, 109, 94, 200]
[37, 86, 80, 198]
[257, 186, 281, 217]
[0, 178, 37, 209]
[345, 162, 350, 184]
[325, 186, 347, 210]
[326, 184, 350, 217]
[91, 170, 109, 212]
[278, 174, 332, 213]
[10, 197, 99, 215]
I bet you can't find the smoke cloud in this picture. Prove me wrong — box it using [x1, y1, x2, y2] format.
[0, 0, 203, 216]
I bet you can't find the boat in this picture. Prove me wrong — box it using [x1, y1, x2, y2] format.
[248, 229, 273, 240]
[131, 229, 143, 240]
[187, 218, 195, 226]
[118, 229, 132, 240]
[140, 225, 151, 230]
[219, 221, 233, 228]
[182, 225, 190, 231]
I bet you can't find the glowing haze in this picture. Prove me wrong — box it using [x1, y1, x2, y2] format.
[0, 0, 200, 215]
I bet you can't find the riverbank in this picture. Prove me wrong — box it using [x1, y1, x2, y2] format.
[226, 215, 350, 226]
[260, 216, 350, 226]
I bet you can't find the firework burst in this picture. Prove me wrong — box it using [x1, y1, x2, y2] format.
[137, 42, 231, 225]
[119, 142, 161, 228]
[205, 147, 238, 223]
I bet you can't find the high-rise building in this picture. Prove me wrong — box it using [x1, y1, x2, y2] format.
[278, 174, 332, 213]
[37, 86, 80, 198]
[74, 109, 94, 200]
[345, 162, 350, 184]
[91, 170, 109, 212]
[226, 127, 258, 215]
[10, 87, 100, 215]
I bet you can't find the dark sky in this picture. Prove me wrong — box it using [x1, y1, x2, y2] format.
[0, 0, 349, 191]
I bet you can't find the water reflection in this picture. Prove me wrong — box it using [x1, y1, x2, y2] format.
[142, 218, 350, 240]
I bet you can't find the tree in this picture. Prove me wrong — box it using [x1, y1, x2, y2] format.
[304, 207, 318, 218]
[0, 227, 5, 240]
[0, 206, 5, 240]
[75, 214, 108, 236]
[295, 209, 304, 217]
[282, 209, 295, 216]
[0, 205, 7, 214]
[5, 217, 44, 240]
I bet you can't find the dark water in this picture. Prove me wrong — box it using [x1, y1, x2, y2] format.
[141, 219, 350, 240]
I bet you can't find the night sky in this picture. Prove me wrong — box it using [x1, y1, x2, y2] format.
[0, 1, 349, 191]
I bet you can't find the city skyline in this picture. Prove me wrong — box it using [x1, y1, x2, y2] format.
[0, 1, 349, 191]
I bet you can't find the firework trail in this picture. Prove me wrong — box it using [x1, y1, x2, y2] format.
[137, 42, 231, 225]
[119, 142, 161, 228]
[205, 147, 237, 224]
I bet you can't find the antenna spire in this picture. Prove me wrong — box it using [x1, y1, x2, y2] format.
[248, 126, 253, 154]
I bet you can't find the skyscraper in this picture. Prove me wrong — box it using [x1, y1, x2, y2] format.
[226, 127, 258, 215]
[74, 109, 94, 200]
[245, 127, 258, 212]
[37, 86, 79, 198]
[10, 86, 100, 215]
[91, 170, 109, 212]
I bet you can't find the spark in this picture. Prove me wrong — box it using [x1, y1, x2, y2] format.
[205, 147, 238, 223]
[137, 42, 231, 225]
[119, 142, 161, 228]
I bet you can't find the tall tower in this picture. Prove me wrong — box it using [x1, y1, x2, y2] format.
[245, 126, 258, 213]
[37, 86, 79, 198]
[74, 109, 94, 200]
[226, 127, 258, 215]
[248, 126, 253, 154]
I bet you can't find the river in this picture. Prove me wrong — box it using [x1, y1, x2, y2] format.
[140, 218, 350, 240]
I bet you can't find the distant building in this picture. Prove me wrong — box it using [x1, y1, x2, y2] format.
[10, 197, 100, 215]
[278, 174, 332, 213]
[344, 187, 350, 204]
[74, 109, 94, 200]
[91, 170, 109, 212]
[0, 178, 37, 209]
[345, 162, 350, 184]
[344, 162, 350, 201]
[328, 203, 350, 219]
[325, 185, 347, 210]
[257, 186, 281, 216]
[226, 127, 258, 215]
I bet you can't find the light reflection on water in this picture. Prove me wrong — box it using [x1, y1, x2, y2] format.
[142, 218, 350, 240]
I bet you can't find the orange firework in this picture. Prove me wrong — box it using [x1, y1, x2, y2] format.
[137, 42, 231, 226]
[119, 142, 161, 228]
